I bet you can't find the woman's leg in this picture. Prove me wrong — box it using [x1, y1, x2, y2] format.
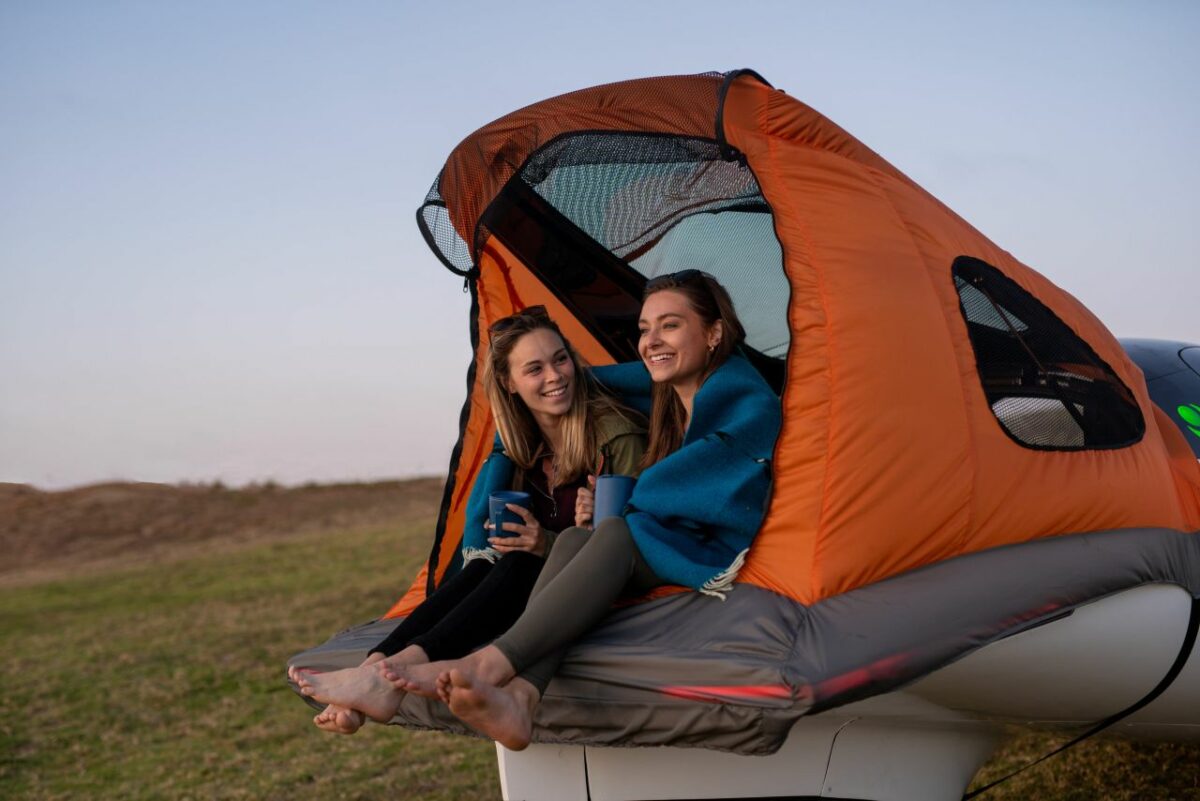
[295, 558, 496, 710]
[408, 551, 544, 661]
[496, 517, 660, 693]
[369, 557, 496, 657]
[381, 527, 595, 695]
[297, 550, 552, 719]
[437, 518, 662, 750]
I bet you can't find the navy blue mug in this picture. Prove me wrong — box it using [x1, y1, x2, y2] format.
[593, 475, 636, 524]
[489, 491, 531, 537]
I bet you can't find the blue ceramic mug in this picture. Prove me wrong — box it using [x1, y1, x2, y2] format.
[489, 491, 531, 537]
[593, 475, 636, 524]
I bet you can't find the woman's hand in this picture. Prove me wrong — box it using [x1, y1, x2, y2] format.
[488, 503, 547, 557]
[575, 475, 596, 529]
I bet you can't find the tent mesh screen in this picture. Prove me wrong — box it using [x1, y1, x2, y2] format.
[479, 132, 790, 382]
[418, 172, 474, 276]
[953, 256, 1144, 450]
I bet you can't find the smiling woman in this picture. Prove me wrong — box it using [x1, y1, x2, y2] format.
[506, 329, 574, 412]
[638, 270, 748, 466]
[291, 308, 646, 732]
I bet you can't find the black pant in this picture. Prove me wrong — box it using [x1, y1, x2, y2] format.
[368, 552, 544, 662]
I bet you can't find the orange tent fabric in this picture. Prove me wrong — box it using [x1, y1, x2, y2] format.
[718, 77, 1200, 602]
[389, 71, 1200, 617]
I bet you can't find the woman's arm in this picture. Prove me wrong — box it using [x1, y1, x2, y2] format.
[460, 445, 517, 562]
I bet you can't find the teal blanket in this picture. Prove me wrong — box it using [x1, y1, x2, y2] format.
[597, 356, 780, 597]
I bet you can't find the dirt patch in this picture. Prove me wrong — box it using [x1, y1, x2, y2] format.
[0, 478, 444, 585]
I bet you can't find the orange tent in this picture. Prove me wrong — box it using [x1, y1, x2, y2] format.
[290, 70, 1200, 754]
[386, 70, 1200, 619]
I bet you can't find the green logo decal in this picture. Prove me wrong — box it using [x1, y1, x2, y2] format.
[1179, 404, 1200, 438]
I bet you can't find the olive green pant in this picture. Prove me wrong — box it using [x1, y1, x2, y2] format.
[492, 516, 663, 693]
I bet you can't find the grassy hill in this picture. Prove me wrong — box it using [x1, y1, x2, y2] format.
[0, 479, 1196, 799]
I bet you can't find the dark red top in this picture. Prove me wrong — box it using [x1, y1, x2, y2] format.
[525, 457, 587, 533]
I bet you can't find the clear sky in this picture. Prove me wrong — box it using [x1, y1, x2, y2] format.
[2, 1, 1197, 489]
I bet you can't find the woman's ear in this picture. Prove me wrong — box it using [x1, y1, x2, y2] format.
[708, 320, 724, 351]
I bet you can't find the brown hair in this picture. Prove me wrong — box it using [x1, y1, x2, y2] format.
[482, 307, 635, 487]
[640, 272, 746, 467]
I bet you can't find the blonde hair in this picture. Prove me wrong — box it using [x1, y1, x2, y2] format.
[482, 309, 635, 488]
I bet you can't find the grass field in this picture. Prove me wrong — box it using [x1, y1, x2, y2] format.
[2, 488, 1198, 799]
[1, 518, 496, 800]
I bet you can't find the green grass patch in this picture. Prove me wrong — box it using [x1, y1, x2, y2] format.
[0, 520, 495, 800]
[1, 516, 1196, 799]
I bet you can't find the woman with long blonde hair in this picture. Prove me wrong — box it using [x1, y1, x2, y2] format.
[293, 306, 644, 732]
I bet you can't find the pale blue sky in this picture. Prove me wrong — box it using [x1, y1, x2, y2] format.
[2, 1, 1197, 489]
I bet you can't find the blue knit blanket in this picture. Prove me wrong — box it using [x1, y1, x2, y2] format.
[595, 356, 781, 597]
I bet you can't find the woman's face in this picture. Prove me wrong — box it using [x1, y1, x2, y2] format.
[638, 289, 722, 391]
[504, 328, 576, 419]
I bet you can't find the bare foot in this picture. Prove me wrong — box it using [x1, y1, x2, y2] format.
[313, 704, 366, 735]
[288, 664, 317, 684]
[385, 645, 516, 698]
[377, 644, 428, 675]
[435, 670, 453, 704]
[446, 669, 539, 751]
[299, 665, 405, 723]
[384, 659, 459, 698]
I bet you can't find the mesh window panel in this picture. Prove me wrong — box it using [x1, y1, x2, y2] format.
[953, 256, 1144, 450]
[418, 173, 474, 275]
[496, 132, 789, 368]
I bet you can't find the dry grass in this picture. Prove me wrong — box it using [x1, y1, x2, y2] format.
[970, 727, 1200, 800]
[0, 478, 444, 586]
[1, 478, 1196, 799]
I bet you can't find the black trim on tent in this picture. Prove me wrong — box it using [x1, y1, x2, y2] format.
[952, 255, 1145, 451]
[482, 178, 647, 362]
[716, 69, 773, 162]
[424, 276, 482, 593]
[416, 200, 475, 278]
